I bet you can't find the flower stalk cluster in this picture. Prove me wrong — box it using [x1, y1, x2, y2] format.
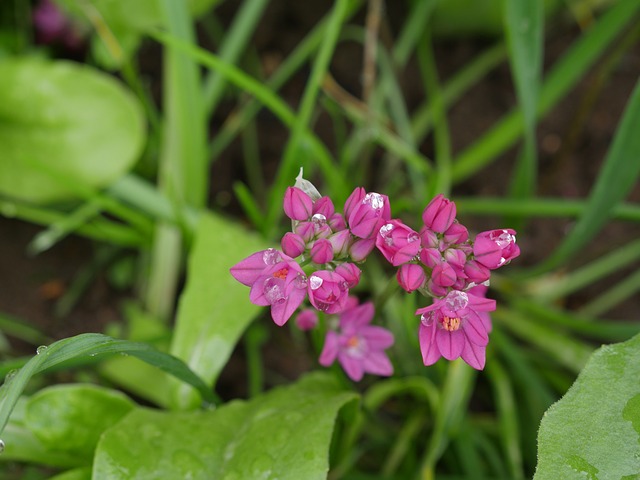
[230, 175, 520, 380]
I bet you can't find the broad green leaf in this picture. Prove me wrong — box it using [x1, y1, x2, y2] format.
[534, 333, 640, 479]
[168, 213, 265, 409]
[49, 468, 92, 480]
[0, 333, 216, 438]
[94, 373, 358, 480]
[25, 385, 133, 461]
[0, 58, 145, 204]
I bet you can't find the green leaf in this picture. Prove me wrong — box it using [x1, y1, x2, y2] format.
[168, 213, 266, 409]
[4, 385, 135, 465]
[0, 58, 145, 204]
[534, 333, 640, 479]
[0, 333, 216, 438]
[93, 373, 358, 479]
[49, 468, 92, 480]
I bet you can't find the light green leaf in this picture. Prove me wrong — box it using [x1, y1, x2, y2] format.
[94, 373, 357, 480]
[168, 213, 266, 409]
[534, 333, 640, 479]
[49, 468, 92, 480]
[0, 58, 145, 204]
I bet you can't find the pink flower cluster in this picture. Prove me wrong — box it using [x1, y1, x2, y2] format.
[230, 176, 519, 379]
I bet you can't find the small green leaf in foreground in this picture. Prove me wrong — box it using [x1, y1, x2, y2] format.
[534, 333, 640, 479]
[94, 373, 358, 480]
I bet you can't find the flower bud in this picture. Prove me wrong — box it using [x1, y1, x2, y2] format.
[376, 220, 421, 266]
[310, 238, 334, 264]
[283, 186, 313, 221]
[335, 263, 361, 288]
[422, 194, 456, 233]
[419, 247, 441, 268]
[307, 270, 349, 314]
[349, 238, 375, 262]
[432, 262, 457, 288]
[397, 264, 426, 292]
[328, 229, 352, 258]
[281, 232, 305, 258]
[348, 192, 391, 239]
[295, 309, 318, 331]
[443, 222, 468, 245]
[313, 196, 335, 218]
[343, 187, 365, 220]
[464, 259, 491, 284]
[473, 229, 520, 269]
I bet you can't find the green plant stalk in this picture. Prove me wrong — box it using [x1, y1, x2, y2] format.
[452, 0, 640, 183]
[202, 0, 270, 115]
[526, 238, 640, 301]
[0, 313, 49, 346]
[419, 360, 476, 480]
[578, 267, 640, 318]
[417, 32, 453, 197]
[382, 410, 426, 476]
[392, 0, 438, 67]
[453, 196, 640, 221]
[265, 0, 351, 235]
[145, 0, 208, 322]
[486, 360, 524, 479]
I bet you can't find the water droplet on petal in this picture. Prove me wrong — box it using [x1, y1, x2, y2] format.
[36, 345, 48, 355]
[491, 230, 516, 248]
[363, 192, 384, 210]
[263, 248, 281, 265]
[294, 272, 308, 288]
[309, 275, 323, 290]
[0, 439, 4, 453]
[316, 301, 330, 312]
[263, 278, 285, 304]
[445, 291, 469, 312]
[311, 213, 327, 225]
[421, 313, 434, 327]
[407, 232, 419, 243]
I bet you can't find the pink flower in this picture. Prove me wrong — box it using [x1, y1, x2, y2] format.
[319, 301, 394, 381]
[310, 238, 334, 264]
[281, 232, 305, 258]
[422, 194, 457, 233]
[307, 270, 350, 314]
[229, 250, 308, 327]
[328, 229, 352, 258]
[473, 229, 520, 269]
[335, 263, 361, 288]
[283, 186, 314, 221]
[416, 290, 496, 370]
[349, 238, 376, 262]
[396, 264, 426, 292]
[376, 220, 421, 266]
[348, 191, 391, 239]
[295, 309, 318, 331]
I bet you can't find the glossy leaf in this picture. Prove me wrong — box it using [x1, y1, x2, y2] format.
[168, 213, 266, 409]
[535, 333, 640, 479]
[94, 373, 358, 479]
[0, 58, 145, 203]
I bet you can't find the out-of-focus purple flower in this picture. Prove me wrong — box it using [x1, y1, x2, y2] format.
[248, 255, 309, 326]
[422, 194, 456, 233]
[33, 0, 85, 50]
[397, 264, 426, 292]
[295, 309, 318, 331]
[281, 232, 305, 258]
[310, 238, 334, 264]
[319, 301, 394, 381]
[283, 186, 314, 221]
[416, 290, 496, 370]
[307, 270, 350, 314]
[473, 229, 520, 269]
[376, 220, 421, 266]
[348, 192, 391, 239]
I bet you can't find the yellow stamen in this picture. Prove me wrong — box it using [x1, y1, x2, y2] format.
[442, 316, 461, 332]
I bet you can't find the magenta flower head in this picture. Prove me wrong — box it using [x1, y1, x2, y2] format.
[307, 270, 350, 314]
[348, 191, 391, 239]
[283, 186, 314, 221]
[397, 264, 426, 292]
[473, 229, 520, 270]
[319, 301, 394, 381]
[416, 290, 496, 370]
[422, 194, 457, 233]
[243, 253, 308, 327]
[310, 238, 334, 264]
[376, 220, 421, 266]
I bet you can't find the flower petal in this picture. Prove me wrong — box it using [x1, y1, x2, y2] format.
[436, 329, 465, 361]
[462, 314, 489, 346]
[229, 250, 269, 286]
[270, 285, 306, 326]
[419, 323, 441, 366]
[461, 340, 486, 370]
[361, 326, 394, 349]
[339, 353, 364, 381]
[362, 352, 393, 377]
[319, 331, 339, 367]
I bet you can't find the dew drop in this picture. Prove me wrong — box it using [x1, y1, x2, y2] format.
[316, 301, 330, 312]
[309, 275, 323, 290]
[311, 213, 327, 225]
[36, 345, 48, 355]
[491, 230, 515, 248]
[4, 370, 17, 383]
[421, 313, 434, 327]
[0, 439, 4, 454]
[445, 291, 469, 311]
[363, 192, 384, 210]
[263, 248, 281, 265]
[407, 232, 419, 243]
[263, 278, 285, 304]
[294, 272, 308, 288]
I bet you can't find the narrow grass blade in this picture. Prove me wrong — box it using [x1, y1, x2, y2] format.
[452, 0, 640, 183]
[0, 333, 216, 437]
[539, 78, 640, 271]
[579, 268, 640, 318]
